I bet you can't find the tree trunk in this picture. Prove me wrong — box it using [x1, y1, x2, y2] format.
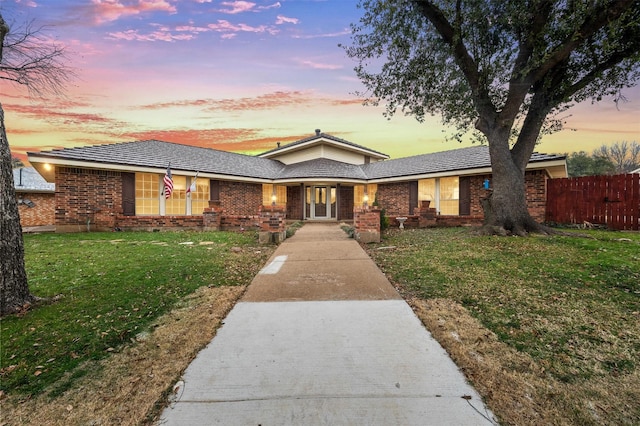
[0, 102, 35, 316]
[480, 129, 546, 236]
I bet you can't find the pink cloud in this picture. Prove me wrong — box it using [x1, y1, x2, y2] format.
[107, 28, 195, 42]
[218, 1, 256, 14]
[207, 19, 278, 36]
[91, 0, 177, 24]
[275, 15, 298, 25]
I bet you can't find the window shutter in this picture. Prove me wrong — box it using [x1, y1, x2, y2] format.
[459, 176, 471, 216]
[122, 173, 135, 216]
[409, 181, 418, 215]
[210, 180, 220, 201]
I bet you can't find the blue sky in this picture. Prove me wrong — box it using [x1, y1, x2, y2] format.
[2, 0, 639, 164]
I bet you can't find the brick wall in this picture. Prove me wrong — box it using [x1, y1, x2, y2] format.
[16, 192, 55, 227]
[286, 185, 303, 220]
[376, 182, 410, 216]
[55, 167, 123, 231]
[220, 181, 262, 215]
[524, 170, 547, 222]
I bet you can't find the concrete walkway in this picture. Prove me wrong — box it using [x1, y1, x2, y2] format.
[159, 223, 495, 425]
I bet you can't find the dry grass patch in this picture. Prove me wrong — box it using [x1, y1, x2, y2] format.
[411, 298, 639, 426]
[1, 285, 245, 426]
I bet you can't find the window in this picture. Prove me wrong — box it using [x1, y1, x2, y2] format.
[262, 184, 287, 207]
[418, 177, 459, 215]
[418, 179, 436, 201]
[190, 178, 210, 215]
[165, 176, 186, 215]
[135, 173, 160, 215]
[439, 177, 459, 215]
[135, 173, 209, 216]
[354, 184, 378, 206]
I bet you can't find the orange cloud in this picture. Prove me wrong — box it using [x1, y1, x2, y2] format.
[6, 103, 116, 125]
[137, 91, 314, 112]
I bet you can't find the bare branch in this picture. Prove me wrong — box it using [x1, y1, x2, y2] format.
[0, 13, 76, 97]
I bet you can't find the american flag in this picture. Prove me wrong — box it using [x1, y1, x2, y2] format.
[163, 165, 174, 199]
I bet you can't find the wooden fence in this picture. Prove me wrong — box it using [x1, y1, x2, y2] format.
[546, 174, 639, 230]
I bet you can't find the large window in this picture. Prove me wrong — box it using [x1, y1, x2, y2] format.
[418, 177, 459, 215]
[135, 173, 160, 215]
[135, 173, 209, 216]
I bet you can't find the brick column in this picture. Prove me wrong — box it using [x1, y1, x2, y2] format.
[258, 205, 287, 243]
[203, 201, 223, 230]
[354, 207, 381, 243]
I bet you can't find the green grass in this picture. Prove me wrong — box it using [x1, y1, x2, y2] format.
[1, 231, 273, 397]
[366, 228, 640, 383]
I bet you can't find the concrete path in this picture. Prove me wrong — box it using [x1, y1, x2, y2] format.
[159, 223, 495, 425]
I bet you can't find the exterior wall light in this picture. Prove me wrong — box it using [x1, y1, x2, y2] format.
[363, 194, 369, 207]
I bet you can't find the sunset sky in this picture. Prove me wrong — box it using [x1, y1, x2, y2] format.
[2, 0, 639, 165]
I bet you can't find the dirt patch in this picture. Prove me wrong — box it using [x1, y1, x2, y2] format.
[0, 285, 246, 426]
[409, 297, 640, 425]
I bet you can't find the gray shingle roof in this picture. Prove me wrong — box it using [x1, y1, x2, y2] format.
[13, 167, 55, 192]
[362, 145, 565, 179]
[275, 158, 368, 180]
[30, 140, 285, 179]
[259, 131, 389, 158]
[29, 139, 564, 182]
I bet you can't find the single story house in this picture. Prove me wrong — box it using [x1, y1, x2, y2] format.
[13, 167, 56, 228]
[27, 129, 567, 232]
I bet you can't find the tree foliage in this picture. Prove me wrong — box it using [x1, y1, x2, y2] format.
[592, 140, 640, 173]
[565, 151, 615, 177]
[344, 0, 640, 235]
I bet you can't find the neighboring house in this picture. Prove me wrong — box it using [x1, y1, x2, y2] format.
[13, 167, 56, 228]
[27, 129, 567, 232]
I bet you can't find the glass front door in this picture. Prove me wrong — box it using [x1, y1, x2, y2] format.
[305, 185, 336, 219]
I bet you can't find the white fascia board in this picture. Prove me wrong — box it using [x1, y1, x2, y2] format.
[27, 156, 273, 184]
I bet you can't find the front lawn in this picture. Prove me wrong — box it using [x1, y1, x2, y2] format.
[366, 227, 640, 425]
[1, 231, 273, 398]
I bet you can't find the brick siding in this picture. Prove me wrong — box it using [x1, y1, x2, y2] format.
[55, 167, 123, 231]
[286, 185, 303, 220]
[219, 181, 262, 215]
[376, 182, 411, 216]
[16, 192, 55, 227]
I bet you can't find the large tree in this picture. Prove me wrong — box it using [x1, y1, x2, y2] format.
[593, 140, 640, 173]
[344, 0, 640, 235]
[0, 12, 73, 316]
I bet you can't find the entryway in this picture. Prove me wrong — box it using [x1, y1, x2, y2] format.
[305, 185, 336, 220]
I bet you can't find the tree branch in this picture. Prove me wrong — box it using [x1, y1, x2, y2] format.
[412, 0, 497, 129]
[527, 0, 635, 84]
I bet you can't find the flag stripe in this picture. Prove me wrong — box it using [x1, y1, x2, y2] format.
[163, 165, 173, 199]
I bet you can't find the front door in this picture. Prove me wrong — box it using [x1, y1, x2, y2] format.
[305, 185, 336, 219]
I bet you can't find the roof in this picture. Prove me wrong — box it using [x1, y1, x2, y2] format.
[29, 140, 285, 180]
[362, 145, 565, 179]
[259, 130, 389, 160]
[28, 138, 565, 183]
[275, 158, 368, 180]
[13, 167, 55, 192]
